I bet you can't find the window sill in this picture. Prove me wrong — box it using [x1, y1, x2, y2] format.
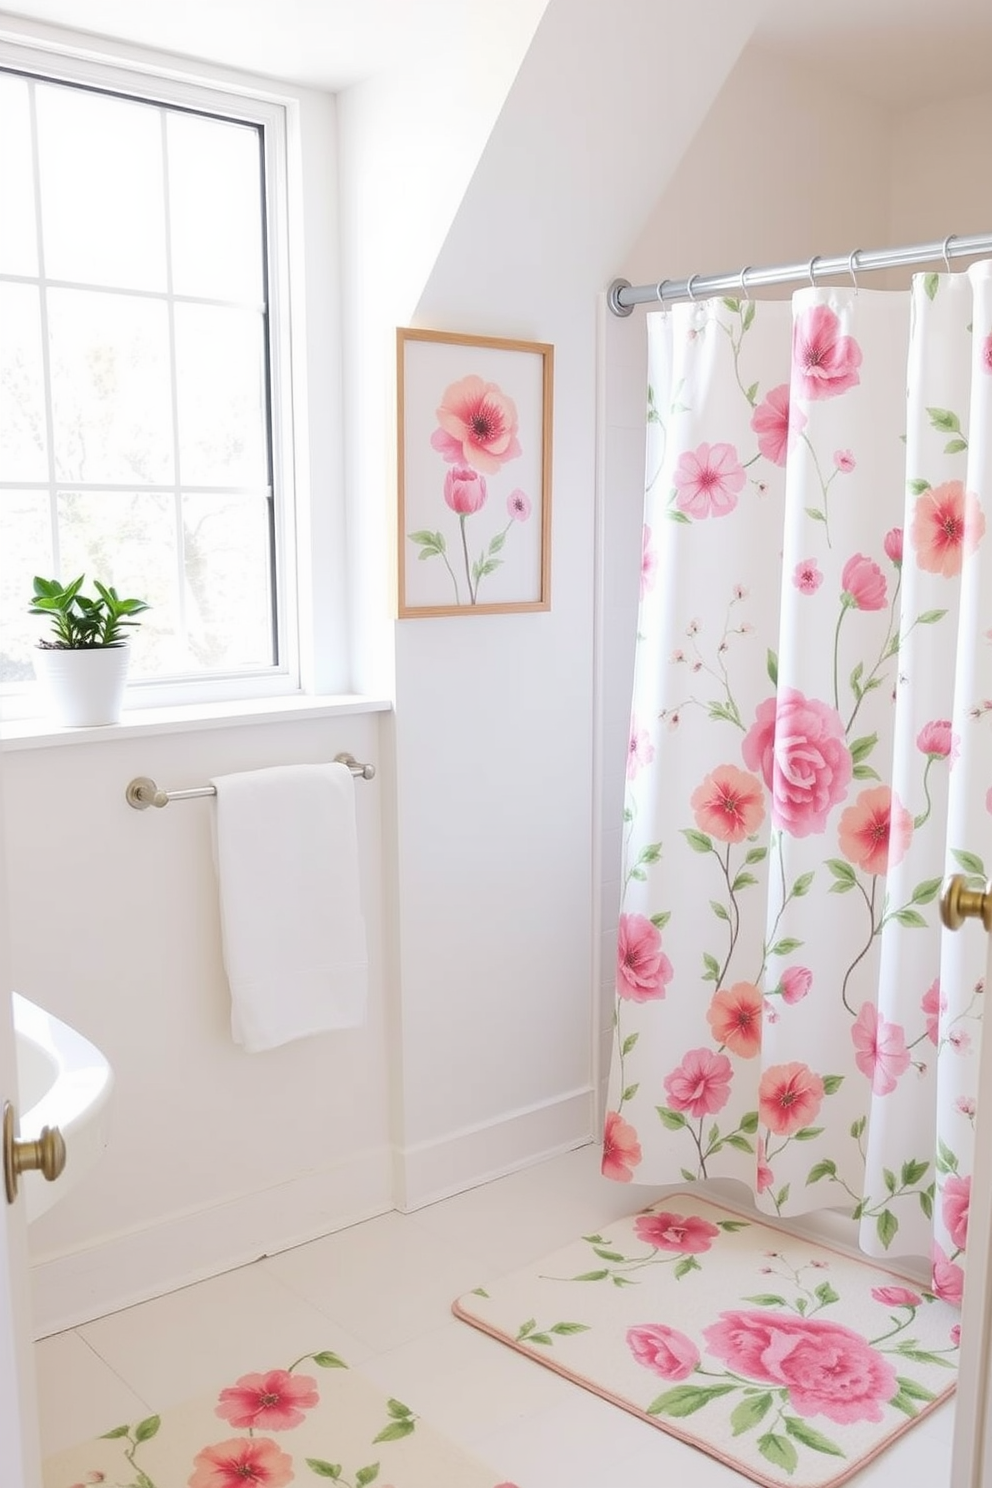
[0, 693, 393, 751]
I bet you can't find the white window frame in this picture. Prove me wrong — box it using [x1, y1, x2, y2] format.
[0, 26, 342, 721]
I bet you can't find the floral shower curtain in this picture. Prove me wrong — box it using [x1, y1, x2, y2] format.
[604, 262, 992, 1290]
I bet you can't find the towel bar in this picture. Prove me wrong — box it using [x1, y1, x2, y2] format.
[125, 754, 375, 810]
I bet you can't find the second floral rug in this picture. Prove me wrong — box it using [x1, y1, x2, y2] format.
[453, 1193, 958, 1488]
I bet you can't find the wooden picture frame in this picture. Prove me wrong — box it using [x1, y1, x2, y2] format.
[397, 327, 553, 617]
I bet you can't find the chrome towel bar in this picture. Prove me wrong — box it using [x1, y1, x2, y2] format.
[125, 753, 375, 810]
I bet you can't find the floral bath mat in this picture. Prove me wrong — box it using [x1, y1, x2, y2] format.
[453, 1194, 959, 1488]
[42, 1347, 517, 1488]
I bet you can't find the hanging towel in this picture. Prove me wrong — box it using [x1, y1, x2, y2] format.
[210, 762, 368, 1051]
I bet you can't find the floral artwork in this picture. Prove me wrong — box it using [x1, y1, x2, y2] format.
[604, 264, 992, 1293]
[455, 1193, 960, 1487]
[396, 328, 553, 616]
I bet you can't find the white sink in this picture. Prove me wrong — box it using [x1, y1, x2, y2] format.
[12, 993, 113, 1223]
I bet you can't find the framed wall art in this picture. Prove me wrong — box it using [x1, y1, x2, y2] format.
[396, 327, 554, 617]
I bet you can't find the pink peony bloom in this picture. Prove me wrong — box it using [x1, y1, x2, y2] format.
[216, 1370, 319, 1432]
[943, 1174, 971, 1250]
[917, 719, 958, 761]
[851, 1002, 911, 1095]
[690, 763, 765, 844]
[834, 449, 856, 472]
[616, 913, 673, 1002]
[910, 480, 986, 578]
[627, 723, 655, 780]
[793, 558, 823, 594]
[792, 304, 863, 401]
[931, 1242, 964, 1305]
[703, 1310, 896, 1424]
[871, 1285, 922, 1309]
[673, 442, 746, 519]
[641, 525, 658, 596]
[443, 465, 487, 514]
[743, 689, 852, 838]
[884, 527, 903, 565]
[706, 982, 763, 1059]
[507, 488, 531, 521]
[627, 1323, 700, 1381]
[756, 1136, 774, 1193]
[602, 1110, 642, 1182]
[633, 1211, 721, 1254]
[759, 1062, 825, 1136]
[841, 553, 887, 611]
[664, 1047, 734, 1119]
[838, 786, 913, 877]
[922, 979, 942, 1045]
[433, 375, 521, 474]
[189, 1437, 294, 1488]
[750, 384, 805, 465]
[780, 966, 813, 1005]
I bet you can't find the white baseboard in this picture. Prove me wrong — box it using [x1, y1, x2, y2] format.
[29, 1146, 394, 1338]
[394, 1085, 595, 1211]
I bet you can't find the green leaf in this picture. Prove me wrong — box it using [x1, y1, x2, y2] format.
[743, 304, 757, 333]
[893, 908, 927, 928]
[702, 952, 721, 982]
[901, 1158, 929, 1186]
[373, 1419, 416, 1443]
[945, 437, 968, 454]
[908, 477, 932, 494]
[731, 1392, 773, 1436]
[783, 1417, 845, 1456]
[850, 733, 878, 763]
[822, 1075, 844, 1094]
[386, 1398, 412, 1418]
[722, 297, 740, 311]
[853, 763, 881, 781]
[724, 1134, 754, 1153]
[895, 1375, 937, 1402]
[647, 1384, 736, 1418]
[952, 849, 986, 877]
[550, 1321, 591, 1335]
[851, 1113, 866, 1138]
[827, 858, 857, 885]
[488, 530, 507, 554]
[711, 899, 731, 922]
[681, 1167, 697, 1182]
[769, 937, 803, 956]
[791, 871, 815, 898]
[815, 1281, 840, 1306]
[651, 910, 671, 929]
[312, 1351, 349, 1368]
[732, 871, 758, 892]
[911, 878, 942, 905]
[895, 1346, 955, 1368]
[101, 1425, 132, 1439]
[356, 1466, 380, 1487]
[807, 1158, 838, 1184]
[471, 1287, 489, 1297]
[621, 1084, 640, 1103]
[775, 1183, 790, 1208]
[890, 1391, 920, 1418]
[767, 649, 779, 686]
[746, 846, 768, 865]
[134, 1416, 161, 1443]
[593, 1247, 626, 1261]
[682, 828, 714, 854]
[739, 1109, 759, 1134]
[759, 1432, 799, 1473]
[639, 842, 663, 864]
[527, 1333, 553, 1345]
[793, 1126, 824, 1141]
[306, 1462, 343, 1480]
[938, 1137, 959, 1172]
[666, 509, 691, 524]
[928, 406, 961, 433]
[516, 1318, 536, 1338]
[674, 1256, 701, 1280]
[917, 609, 948, 624]
[571, 1270, 610, 1281]
[744, 1293, 788, 1307]
[622, 1032, 639, 1056]
[657, 1106, 686, 1130]
[919, 1188, 934, 1220]
[806, 507, 826, 522]
[877, 1208, 899, 1249]
[883, 1167, 897, 1194]
[717, 1219, 751, 1231]
[924, 273, 939, 301]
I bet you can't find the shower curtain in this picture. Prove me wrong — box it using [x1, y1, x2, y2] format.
[605, 261, 992, 1288]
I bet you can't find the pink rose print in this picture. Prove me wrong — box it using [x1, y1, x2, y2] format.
[756, 1136, 774, 1193]
[507, 488, 531, 520]
[851, 1002, 911, 1095]
[917, 719, 958, 762]
[780, 966, 812, 1005]
[602, 1109, 642, 1182]
[432, 374, 521, 474]
[633, 1211, 721, 1253]
[931, 1242, 964, 1304]
[750, 384, 805, 465]
[922, 979, 943, 1045]
[673, 442, 746, 519]
[838, 786, 913, 876]
[841, 553, 887, 611]
[834, 449, 856, 472]
[616, 913, 673, 1002]
[627, 1323, 700, 1381]
[706, 982, 763, 1058]
[703, 1310, 896, 1424]
[663, 1047, 734, 1119]
[884, 527, 903, 565]
[871, 1285, 922, 1309]
[743, 689, 852, 838]
[910, 480, 986, 578]
[758, 1062, 825, 1136]
[690, 763, 765, 844]
[942, 1174, 971, 1250]
[792, 304, 863, 401]
[793, 558, 823, 594]
[216, 1369, 319, 1431]
[443, 465, 487, 514]
[641, 525, 658, 597]
[189, 1437, 294, 1488]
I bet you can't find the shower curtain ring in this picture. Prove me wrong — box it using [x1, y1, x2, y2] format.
[942, 234, 957, 272]
[739, 266, 752, 301]
[655, 279, 668, 305]
[807, 255, 820, 288]
[685, 274, 700, 303]
[848, 248, 861, 294]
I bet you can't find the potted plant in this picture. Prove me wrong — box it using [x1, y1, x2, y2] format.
[29, 575, 150, 727]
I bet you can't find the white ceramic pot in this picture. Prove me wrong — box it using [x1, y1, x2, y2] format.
[33, 643, 131, 727]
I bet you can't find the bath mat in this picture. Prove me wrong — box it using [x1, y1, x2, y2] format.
[42, 1346, 517, 1488]
[453, 1193, 959, 1488]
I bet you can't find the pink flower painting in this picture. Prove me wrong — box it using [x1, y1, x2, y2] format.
[917, 719, 958, 761]
[841, 553, 887, 611]
[743, 690, 852, 838]
[616, 913, 673, 1002]
[216, 1370, 319, 1432]
[663, 1047, 734, 1118]
[432, 374, 521, 474]
[792, 304, 863, 401]
[602, 1110, 642, 1181]
[706, 982, 763, 1058]
[851, 1002, 911, 1095]
[627, 1323, 700, 1381]
[780, 966, 813, 1005]
[633, 1211, 721, 1254]
[690, 764, 765, 843]
[188, 1437, 294, 1488]
[673, 442, 746, 519]
[942, 1174, 971, 1251]
[910, 480, 986, 578]
[443, 465, 487, 514]
[838, 786, 913, 876]
[507, 488, 531, 520]
[750, 384, 805, 465]
[758, 1062, 825, 1136]
[793, 558, 823, 594]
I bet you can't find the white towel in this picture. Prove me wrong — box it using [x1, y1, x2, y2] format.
[210, 762, 368, 1051]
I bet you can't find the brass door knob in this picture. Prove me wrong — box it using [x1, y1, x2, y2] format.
[940, 874, 992, 932]
[3, 1100, 67, 1206]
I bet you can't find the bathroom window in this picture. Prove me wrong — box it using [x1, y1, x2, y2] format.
[0, 55, 303, 712]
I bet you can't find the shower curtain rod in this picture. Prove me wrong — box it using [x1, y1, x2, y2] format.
[607, 230, 992, 317]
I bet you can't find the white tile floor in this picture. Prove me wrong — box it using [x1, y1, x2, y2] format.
[34, 1144, 956, 1487]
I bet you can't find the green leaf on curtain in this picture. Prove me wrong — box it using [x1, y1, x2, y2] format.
[746, 845, 768, 865]
[849, 733, 878, 763]
[571, 1270, 609, 1282]
[901, 1158, 929, 1185]
[952, 848, 986, 876]
[745, 380, 759, 405]
[893, 908, 927, 928]
[783, 1417, 845, 1456]
[711, 899, 731, 921]
[911, 879, 942, 905]
[826, 859, 857, 891]
[621, 1084, 639, 1103]
[850, 1114, 866, 1138]
[743, 1293, 789, 1307]
[550, 1322, 591, 1335]
[853, 763, 881, 781]
[651, 911, 671, 929]
[681, 1168, 697, 1181]
[775, 1183, 790, 1207]
[807, 1159, 838, 1183]
[793, 1126, 824, 1141]
[730, 1393, 773, 1436]
[766, 649, 778, 686]
[883, 1168, 897, 1193]
[630, 867, 647, 881]
[769, 937, 803, 956]
[732, 871, 758, 892]
[791, 871, 815, 897]
[758, 1433, 798, 1473]
[702, 952, 721, 981]
[708, 700, 742, 725]
[806, 507, 826, 523]
[876, 1209, 899, 1248]
[622, 1033, 639, 1055]
[822, 1075, 845, 1094]
[638, 843, 663, 864]
[739, 1110, 760, 1133]
[908, 478, 932, 494]
[683, 829, 714, 853]
[724, 1134, 754, 1154]
[919, 1188, 934, 1220]
[743, 303, 757, 332]
[674, 1256, 701, 1280]
[927, 407, 961, 433]
[666, 509, 692, 524]
[917, 609, 948, 624]
[945, 437, 969, 454]
[657, 1106, 687, 1130]
[722, 297, 741, 312]
[937, 1138, 959, 1172]
[924, 273, 940, 301]
[716, 1220, 751, 1231]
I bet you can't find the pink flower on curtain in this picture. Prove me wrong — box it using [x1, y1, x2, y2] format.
[922, 979, 943, 1044]
[703, 1311, 896, 1424]
[443, 465, 488, 514]
[690, 764, 765, 843]
[910, 480, 986, 577]
[742, 690, 852, 838]
[931, 1243, 964, 1304]
[834, 449, 856, 472]
[627, 1323, 700, 1381]
[758, 1062, 825, 1135]
[633, 1211, 721, 1253]
[673, 442, 746, 518]
[749, 384, 805, 465]
[780, 966, 813, 1004]
[982, 332, 992, 375]
[871, 1285, 922, 1309]
[706, 982, 763, 1058]
[851, 1002, 911, 1095]
[756, 1136, 774, 1193]
[884, 527, 904, 565]
[627, 722, 655, 779]
[189, 1438, 294, 1488]
[216, 1370, 319, 1431]
[641, 525, 658, 596]
[602, 1110, 642, 1181]
[663, 1047, 734, 1118]
[432, 375, 521, 474]
[917, 719, 959, 762]
[792, 559, 823, 594]
[942, 1174, 971, 1250]
[841, 553, 887, 611]
[616, 913, 673, 1001]
[792, 304, 863, 400]
[838, 786, 913, 876]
